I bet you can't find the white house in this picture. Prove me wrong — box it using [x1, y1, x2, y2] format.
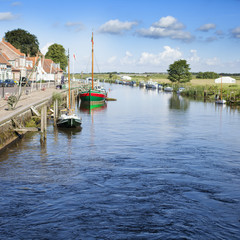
[215, 76, 236, 84]
[0, 52, 12, 80]
[26, 56, 63, 83]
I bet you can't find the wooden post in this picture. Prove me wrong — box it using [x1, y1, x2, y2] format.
[56, 99, 58, 118]
[41, 105, 47, 144]
[53, 99, 58, 126]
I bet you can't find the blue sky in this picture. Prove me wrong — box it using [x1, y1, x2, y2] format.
[0, 0, 240, 73]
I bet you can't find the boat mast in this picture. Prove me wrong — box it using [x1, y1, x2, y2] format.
[220, 74, 222, 100]
[68, 49, 71, 110]
[91, 32, 94, 90]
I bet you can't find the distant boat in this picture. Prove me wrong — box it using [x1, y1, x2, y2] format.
[177, 87, 185, 94]
[79, 32, 107, 105]
[146, 80, 158, 89]
[139, 81, 146, 88]
[215, 76, 226, 104]
[164, 86, 173, 92]
[158, 84, 163, 90]
[57, 51, 82, 128]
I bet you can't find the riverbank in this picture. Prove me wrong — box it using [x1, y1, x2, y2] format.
[0, 87, 64, 152]
[103, 78, 240, 106]
[0, 82, 86, 152]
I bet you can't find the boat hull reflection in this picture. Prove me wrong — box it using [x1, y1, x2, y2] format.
[80, 102, 107, 114]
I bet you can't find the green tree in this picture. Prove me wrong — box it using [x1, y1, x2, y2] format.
[167, 59, 192, 83]
[45, 44, 68, 71]
[4, 28, 39, 56]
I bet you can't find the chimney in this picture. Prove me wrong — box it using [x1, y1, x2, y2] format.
[2, 37, 5, 42]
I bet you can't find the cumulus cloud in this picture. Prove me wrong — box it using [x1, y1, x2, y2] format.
[188, 49, 200, 63]
[0, 12, 16, 21]
[41, 42, 54, 55]
[120, 51, 135, 65]
[152, 16, 184, 30]
[198, 23, 216, 32]
[65, 22, 84, 32]
[137, 16, 193, 41]
[138, 46, 182, 66]
[231, 26, 240, 38]
[99, 19, 138, 34]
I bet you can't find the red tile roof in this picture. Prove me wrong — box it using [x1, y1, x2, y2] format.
[42, 58, 63, 73]
[2, 39, 25, 57]
[26, 56, 63, 73]
[0, 52, 10, 64]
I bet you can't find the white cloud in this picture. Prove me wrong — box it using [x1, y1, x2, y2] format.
[152, 16, 184, 30]
[125, 51, 133, 57]
[198, 23, 216, 32]
[41, 42, 54, 55]
[0, 12, 16, 21]
[138, 46, 182, 66]
[137, 16, 193, 41]
[188, 49, 200, 63]
[65, 22, 84, 32]
[120, 51, 135, 65]
[99, 19, 138, 34]
[231, 26, 240, 38]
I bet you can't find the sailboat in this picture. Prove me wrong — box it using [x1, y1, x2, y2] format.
[215, 75, 226, 104]
[79, 32, 107, 105]
[57, 51, 82, 128]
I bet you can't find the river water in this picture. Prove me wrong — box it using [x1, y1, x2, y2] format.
[0, 83, 240, 239]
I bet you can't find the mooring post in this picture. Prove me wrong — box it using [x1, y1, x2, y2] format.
[41, 105, 47, 144]
[53, 99, 58, 126]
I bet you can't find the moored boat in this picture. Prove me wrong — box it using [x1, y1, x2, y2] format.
[57, 51, 82, 128]
[79, 32, 107, 105]
[146, 81, 158, 89]
[164, 86, 173, 92]
[57, 112, 82, 128]
[139, 81, 146, 88]
[80, 89, 107, 105]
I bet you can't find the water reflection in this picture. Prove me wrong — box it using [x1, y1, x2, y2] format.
[79, 102, 107, 114]
[169, 94, 190, 111]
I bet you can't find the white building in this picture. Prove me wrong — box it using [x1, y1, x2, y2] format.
[0, 52, 12, 80]
[121, 75, 132, 81]
[215, 76, 236, 84]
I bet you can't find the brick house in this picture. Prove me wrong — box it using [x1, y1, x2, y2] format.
[0, 38, 26, 80]
[0, 38, 63, 84]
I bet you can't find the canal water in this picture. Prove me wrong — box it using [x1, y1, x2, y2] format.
[0, 83, 240, 239]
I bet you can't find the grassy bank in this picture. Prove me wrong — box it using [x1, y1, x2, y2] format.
[75, 73, 240, 105]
